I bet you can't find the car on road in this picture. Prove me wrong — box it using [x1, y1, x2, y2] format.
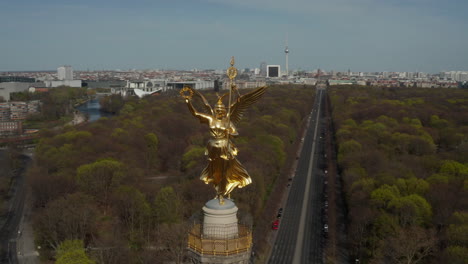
[277, 208, 283, 218]
[272, 219, 280, 230]
[324, 224, 329, 233]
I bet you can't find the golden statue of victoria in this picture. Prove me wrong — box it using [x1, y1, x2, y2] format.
[181, 57, 267, 204]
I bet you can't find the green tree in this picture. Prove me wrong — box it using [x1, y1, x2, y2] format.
[349, 177, 375, 195]
[338, 139, 362, 165]
[389, 194, 432, 226]
[443, 246, 468, 264]
[382, 226, 436, 264]
[76, 159, 125, 207]
[99, 94, 125, 114]
[154, 186, 182, 224]
[181, 146, 205, 171]
[144, 132, 159, 169]
[256, 134, 286, 168]
[35, 193, 98, 250]
[407, 135, 436, 155]
[156, 223, 188, 264]
[395, 177, 430, 196]
[56, 239, 95, 264]
[343, 118, 358, 127]
[447, 211, 468, 245]
[120, 103, 135, 115]
[443, 211, 468, 263]
[113, 185, 151, 233]
[371, 184, 401, 209]
[429, 115, 450, 129]
[440, 160, 468, 179]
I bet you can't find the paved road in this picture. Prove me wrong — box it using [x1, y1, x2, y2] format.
[268, 88, 326, 264]
[0, 152, 30, 264]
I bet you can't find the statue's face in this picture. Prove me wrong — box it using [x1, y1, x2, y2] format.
[215, 108, 226, 119]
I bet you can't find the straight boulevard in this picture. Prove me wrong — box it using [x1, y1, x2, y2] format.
[0, 151, 30, 264]
[268, 88, 325, 264]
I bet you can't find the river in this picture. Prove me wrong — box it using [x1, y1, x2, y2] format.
[75, 98, 113, 122]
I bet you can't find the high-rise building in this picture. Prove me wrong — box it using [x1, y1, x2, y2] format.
[267, 65, 281, 78]
[57, 65, 73, 81]
[259, 62, 267, 77]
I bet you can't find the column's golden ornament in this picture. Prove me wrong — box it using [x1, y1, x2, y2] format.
[227, 56, 238, 80]
[182, 58, 266, 203]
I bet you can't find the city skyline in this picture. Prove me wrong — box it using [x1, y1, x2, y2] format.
[1, 0, 467, 73]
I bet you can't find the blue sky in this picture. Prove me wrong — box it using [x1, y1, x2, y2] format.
[1, 0, 467, 72]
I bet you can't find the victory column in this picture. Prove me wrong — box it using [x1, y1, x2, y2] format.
[182, 57, 266, 264]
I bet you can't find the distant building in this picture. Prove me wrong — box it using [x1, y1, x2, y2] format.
[43, 80, 82, 88]
[114, 79, 167, 97]
[298, 78, 317, 85]
[440, 71, 468, 82]
[10, 102, 28, 120]
[126, 79, 167, 91]
[328, 79, 357, 86]
[84, 80, 126, 89]
[0, 121, 22, 136]
[0, 101, 41, 121]
[58, 65, 73, 81]
[43, 66, 82, 87]
[0, 76, 35, 83]
[0, 104, 10, 121]
[260, 62, 267, 77]
[267, 65, 281, 78]
[222, 81, 266, 89]
[0, 82, 45, 101]
[166, 80, 214, 91]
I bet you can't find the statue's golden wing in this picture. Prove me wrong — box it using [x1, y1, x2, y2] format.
[229, 86, 267, 124]
[192, 88, 214, 116]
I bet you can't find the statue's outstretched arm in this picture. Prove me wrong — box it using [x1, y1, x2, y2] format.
[185, 99, 211, 124]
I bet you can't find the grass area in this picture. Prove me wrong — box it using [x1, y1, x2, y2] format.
[23, 115, 74, 130]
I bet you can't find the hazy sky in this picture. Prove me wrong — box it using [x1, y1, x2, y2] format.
[1, 0, 467, 72]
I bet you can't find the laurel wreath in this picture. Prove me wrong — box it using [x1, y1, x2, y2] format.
[180, 86, 194, 100]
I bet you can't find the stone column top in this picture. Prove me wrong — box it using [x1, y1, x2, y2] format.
[204, 198, 236, 210]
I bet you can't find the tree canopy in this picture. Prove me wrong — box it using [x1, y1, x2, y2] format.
[330, 86, 468, 263]
[29, 85, 316, 262]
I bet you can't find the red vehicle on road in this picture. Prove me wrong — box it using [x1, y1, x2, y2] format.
[272, 219, 280, 230]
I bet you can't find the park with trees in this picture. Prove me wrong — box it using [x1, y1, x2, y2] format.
[28, 85, 315, 263]
[329, 86, 467, 263]
[20, 84, 467, 263]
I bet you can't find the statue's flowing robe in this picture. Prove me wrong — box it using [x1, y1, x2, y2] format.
[200, 137, 251, 196]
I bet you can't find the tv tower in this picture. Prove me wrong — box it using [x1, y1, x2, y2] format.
[284, 35, 289, 77]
